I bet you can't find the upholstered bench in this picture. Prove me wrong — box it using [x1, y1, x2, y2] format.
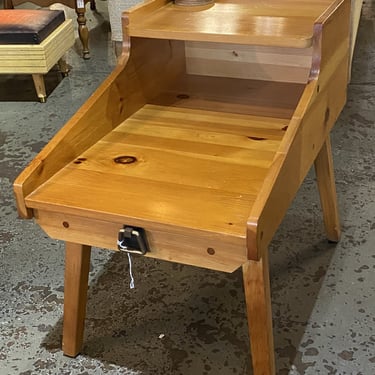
[0, 9, 74, 102]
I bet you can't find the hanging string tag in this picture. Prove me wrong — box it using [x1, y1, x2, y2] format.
[127, 252, 135, 289]
[117, 237, 136, 289]
[117, 226, 149, 255]
[117, 225, 150, 289]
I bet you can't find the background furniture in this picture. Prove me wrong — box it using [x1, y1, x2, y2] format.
[108, 0, 141, 42]
[14, 1, 352, 373]
[108, 0, 141, 57]
[4, 0, 94, 58]
[0, 9, 74, 102]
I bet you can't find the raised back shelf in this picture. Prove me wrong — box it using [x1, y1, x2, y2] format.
[126, 0, 334, 47]
[123, 0, 327, 84]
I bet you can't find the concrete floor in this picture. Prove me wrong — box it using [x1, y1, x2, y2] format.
[0, 1, 374, 374]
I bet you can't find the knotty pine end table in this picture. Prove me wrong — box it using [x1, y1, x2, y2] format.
[14, 0, 352, 373]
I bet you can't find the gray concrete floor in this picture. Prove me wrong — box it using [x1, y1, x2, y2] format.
[0, 1, 374, 374]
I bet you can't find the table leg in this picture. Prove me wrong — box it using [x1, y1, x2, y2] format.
[62, 242, 91, 357]
[31, 74, 47, 103]
[314, 137, 341, 242]
[76, 7, 90, 59]
[242, 251, 275, 375]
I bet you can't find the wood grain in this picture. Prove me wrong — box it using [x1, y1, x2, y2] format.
[34, 209, 248, 272]
[12, 1, 354, 374]
[349, 0, 363, 78]
[185, 42, 312, 83]
[125, 0, 336, 48]
[25, 104, 291, 271]
[13, 37, 185, 218]
[314, 137, 341, 242]
[151, 74, 304, 119]
[247, 0, 350, 260]
[243, 250, 275, 375]
[62, 242, 91, 357]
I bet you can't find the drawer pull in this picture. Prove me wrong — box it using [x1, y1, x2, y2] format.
[117, 226, 149, 255]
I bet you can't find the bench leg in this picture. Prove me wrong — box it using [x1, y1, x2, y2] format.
[314, 136, 341, 242]
[243, 251, 275, 375]
[62, 242, 91, 357]
[76, 7, 90, 59]
[31, 74, 47, 103]
[58, 57, 70, 77]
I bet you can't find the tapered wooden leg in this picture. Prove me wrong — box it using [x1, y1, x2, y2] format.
[58, 56, 70, 77]
[31, 74, 47, 103]
[243, 250, 275, 375]
[62, 242, 91, 357]
[314, 137, 341, 242]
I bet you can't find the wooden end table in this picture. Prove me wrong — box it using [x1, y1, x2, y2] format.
[14, 0, 352, 373]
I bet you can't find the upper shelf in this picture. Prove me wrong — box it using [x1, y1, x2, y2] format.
[125, 0, 336, 48]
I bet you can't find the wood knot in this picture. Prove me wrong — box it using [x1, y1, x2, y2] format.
[207, 247, 215, 255]
[114, 156, 137, 164]
[248, 136, 267, 141]
[176, 94, 190, 99]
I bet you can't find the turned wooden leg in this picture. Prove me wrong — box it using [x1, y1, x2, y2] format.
[243, 250, 275, 375]
[314, 136, 341, 242]
[75, 7, 90, 59]
[62, 242, 91, 357]
[31, 74, 47, 103]
[4, 0, 14, 8]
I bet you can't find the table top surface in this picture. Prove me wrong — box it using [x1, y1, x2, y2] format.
[127, 0, 338, 48]
[24, 72, 304, 238]
[25, 103, 289, 236]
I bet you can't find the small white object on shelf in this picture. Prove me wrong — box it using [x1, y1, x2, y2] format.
[288, 365, 301, 375]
